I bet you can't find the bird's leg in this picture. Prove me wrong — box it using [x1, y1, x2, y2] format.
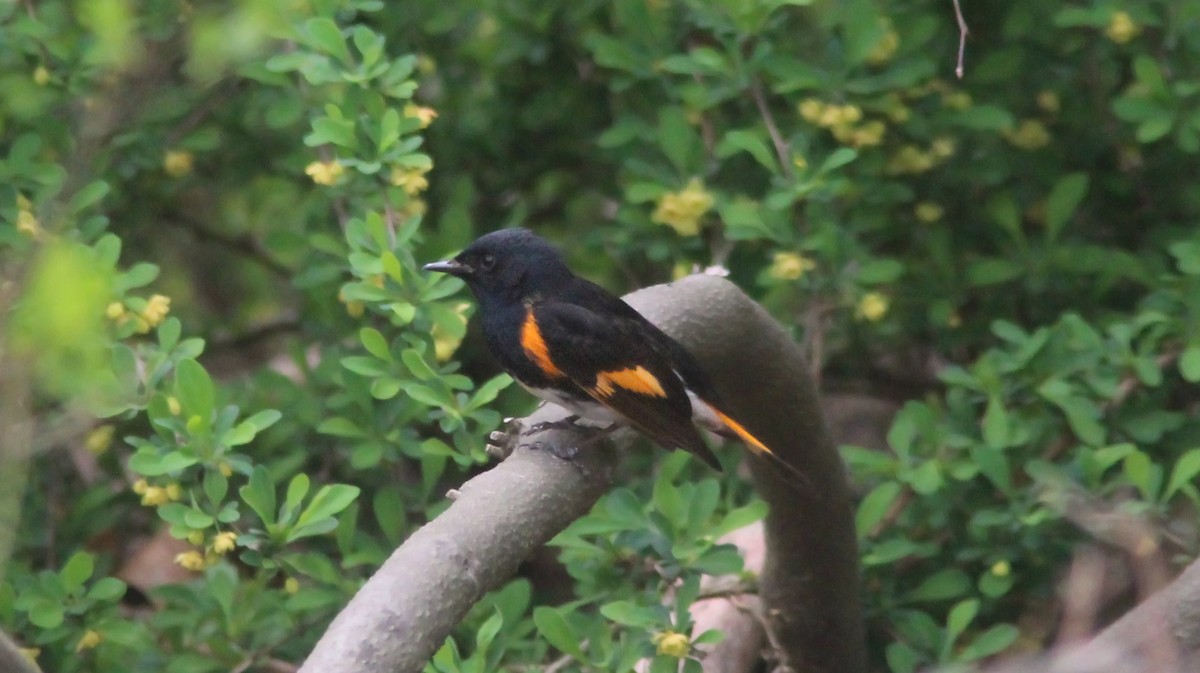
[526, 415, 580, 435]
[536, 422, 619, 462]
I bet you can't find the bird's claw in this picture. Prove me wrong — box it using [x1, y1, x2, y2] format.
[485, 417, 526, 461]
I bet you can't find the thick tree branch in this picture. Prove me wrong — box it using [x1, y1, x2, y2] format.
[300, 275, 864, 673]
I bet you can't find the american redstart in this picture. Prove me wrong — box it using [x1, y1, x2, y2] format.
[425, 228, 795, 475]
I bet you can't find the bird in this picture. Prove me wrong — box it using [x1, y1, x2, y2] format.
[423, 228, 784, 473]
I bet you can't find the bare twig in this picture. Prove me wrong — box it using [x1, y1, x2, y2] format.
[952, 0, 969, 79]
[749, 76, 794, 181]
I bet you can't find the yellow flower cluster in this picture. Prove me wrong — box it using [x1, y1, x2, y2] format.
[1106, 11, 1140, 44]
[1004, 119, 1051, 151]
[15, 194, 44, 240]
[769, 252, 816, 281]
[799, 99, 885, 148]
[285, 577, 301, 594]
[857, 292, 889, 321]
[914, 201, 944, 223]
[212, 531, 238, 554]
[866, 21, 900, 65]
[652, 178, 714, 237]
[85, 425, 115, 454]
[174, 550, 207, 572]
[132, 479, 183, 506]
[163, 150, 194, 178]
[886, 138, 956, 175]
[1037, 90, 1060, 114]
[991, 559, 1011, 577]
[33, 65, 50, 86]
[404, 103, 438, 129]
[391, 165, 431, 196]
[107, 294, 171, 334]
[305, 160, 344, 186]
[652, 630, 690, 658]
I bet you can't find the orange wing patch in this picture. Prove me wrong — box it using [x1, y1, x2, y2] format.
[593, 366, 667, 398]
[711, 408, 774, 457]
[521, 309, 564, 378]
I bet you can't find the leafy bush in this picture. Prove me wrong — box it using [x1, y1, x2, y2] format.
[2, 0, 1198, 671]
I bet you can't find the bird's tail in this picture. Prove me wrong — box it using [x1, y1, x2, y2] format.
[706, 404, 811, 489]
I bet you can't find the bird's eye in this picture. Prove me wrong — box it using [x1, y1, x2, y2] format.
[479, 253, 496, 271]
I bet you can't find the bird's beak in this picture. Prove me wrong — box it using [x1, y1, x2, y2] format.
[423, 259, 471, 277]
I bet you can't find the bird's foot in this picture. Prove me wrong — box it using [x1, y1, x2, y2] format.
[485, 416, 526, 461]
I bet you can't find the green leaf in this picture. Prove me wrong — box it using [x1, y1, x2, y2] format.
[1044, 173, 1089, 241]
[282, 473, 310, 524]
[943, 599, 979, 649]
[1179, 345, 1200, 381]
[400, 349, 437, 380]
[305, 17, 352, 64]
[907, 568, 969, 602]
[87, 577, 127, 602]
[1122, 450, 1156, 501]
[968, 258, 1023, 286]
[70, 180, 110, 212]
[225, 421, 257, 447]
[175, 359, 215, 421]
[61, 552, 95, 591]
[296, 484, 361, 528]
[28, 600, 64, 629]
[855, 481, 901, 538]
[240, 466, 277, 525]
[158, 317, 181, 351]
[466, 374, 513, 411]
[960, 624, 1019, 661]
[117, 262, 160, 292]
[360, 327, 391, 361]
[600, 600, 662, 628]
[713, 500, 768, 537]
[532, 607, 586, 658]
[658, 107, 696, 174]
[982, 396, 1009, 449]
[716, 129, 778, 173]
[1164, 449, 1200, 502]
[476, 608, 504, 651]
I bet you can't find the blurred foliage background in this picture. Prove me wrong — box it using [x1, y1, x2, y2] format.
[1, 0, 1199, 671]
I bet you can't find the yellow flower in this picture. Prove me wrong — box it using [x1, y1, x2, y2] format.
[404, 103, 438, 129]
[432, 302, 471, 361]
[105, 302, 125, 320]
[652, 178, 714, 237]
[834, 120, 886, 148]
[914, 202, 944, 223]
[284, 577, 301, 594]
[163, 150, 194, 178]
[390, 165, 430, 196]
[16, 210, 42, 238]
[167, 396, 182, 415]
[769, 252, 816, 281]
[947, 311, 962, 328]
[1036, 90, 1061, 114]
[187, 530, 205, 546]
[866, 23, 900, 65]
[1004, 119, 1051, 150]
[175, 550, 207, 572]
[75, 629, 102, 652]
[18, 647, 39, 663]
[346, 300, 365, 318]
[991, 559, 1011, 577]
[16, 194, 32, 211]
[141, 486, 171, 507]
[416, 54, 437, 75]
[886, 145, 936, 175]
[132, 479, 149, 495]
[930, 137, 957, 159]
[857, 292, 889, 321]
[792, 154, 808, 171]
[652, 631, 690, 658]
[164, 483, 183, 501]
[1106, 11, 1140, 44]
[211, 531, 238, 554]
[33, 66, 50, 86]
[85, 425, 115, 454]
[305, 160, 344, 186]
[218, 461, 233, 477]
[141, 294, 171, 328]
[798, 98, 824, 122]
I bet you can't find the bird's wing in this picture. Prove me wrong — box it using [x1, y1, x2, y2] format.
[526, 301, 721, 470]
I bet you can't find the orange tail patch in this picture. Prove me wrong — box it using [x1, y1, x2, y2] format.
[711, 408, 774, 457]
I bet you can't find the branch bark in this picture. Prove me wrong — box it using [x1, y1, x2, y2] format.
[300, 274, 864, 673]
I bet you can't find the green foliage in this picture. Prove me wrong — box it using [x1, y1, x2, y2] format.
[2, 0, 1200, 671]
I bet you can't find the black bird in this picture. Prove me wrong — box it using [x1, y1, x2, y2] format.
[423, 228, 778, 471]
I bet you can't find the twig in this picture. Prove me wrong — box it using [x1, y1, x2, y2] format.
[952, 0, 969, 79]
[169, 214, 293, 278]
[749, 76, 794, 181]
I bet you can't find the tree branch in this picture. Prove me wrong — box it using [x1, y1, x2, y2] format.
[299, 275, 864, 673]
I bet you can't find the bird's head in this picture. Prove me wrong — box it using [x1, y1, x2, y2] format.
[423, 228, 573, 306]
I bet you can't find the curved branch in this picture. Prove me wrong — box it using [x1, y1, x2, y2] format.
[301, 275, 864, 673]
